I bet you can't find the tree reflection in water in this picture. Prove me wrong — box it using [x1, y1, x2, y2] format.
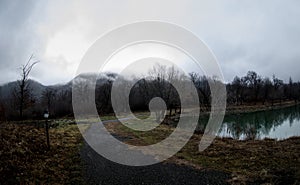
[196, 105, 300, 140]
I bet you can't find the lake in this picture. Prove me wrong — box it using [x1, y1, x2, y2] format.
[196, 105, 300, 140]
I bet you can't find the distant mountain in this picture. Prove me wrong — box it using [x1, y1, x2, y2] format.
[0, 72, 118, 101]
[0, 80, 45, 100]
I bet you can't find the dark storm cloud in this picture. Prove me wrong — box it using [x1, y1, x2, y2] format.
[201, 0, 300, 82]
[0, 0, 300, 85]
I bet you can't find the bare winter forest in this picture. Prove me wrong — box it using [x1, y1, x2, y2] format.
[1, 1, 300, 184]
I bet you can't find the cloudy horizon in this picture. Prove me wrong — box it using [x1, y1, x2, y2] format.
[1, 0, 300, 85]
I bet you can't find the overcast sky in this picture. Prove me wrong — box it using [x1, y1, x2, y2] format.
[1, 0, 300, 85]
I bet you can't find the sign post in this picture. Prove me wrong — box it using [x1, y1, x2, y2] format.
[44, 110, 50, 150]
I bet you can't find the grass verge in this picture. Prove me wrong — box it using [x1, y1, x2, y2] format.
[0, 120, 84, 184]
[107, 121, 300, 185]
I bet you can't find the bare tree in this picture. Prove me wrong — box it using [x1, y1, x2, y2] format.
[54, 89, 72, 117]
[288, 77, 293, 100]
[95, 77, 114, 114]
[262, 77, 272, 105]
[14, 55, 39, 119]
[42, 87, 56, 115]
[189, 72, 211, 110]
[0, 93, 5, 120]
[230, 76, 242, 105]
[271, 75, 284, 105]
[245, 71, 262, 104]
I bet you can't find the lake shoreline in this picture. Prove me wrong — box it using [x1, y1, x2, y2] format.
[107, 121, 300, 185]
[226, 100, 300, 114]
[196, 100, 300, 117]
[172, 135, 300, 184]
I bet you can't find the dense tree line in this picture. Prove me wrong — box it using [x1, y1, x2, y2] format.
[65, 67, 300, 118]
[1, 64, 300, 120]
[227, 71, 300, 106]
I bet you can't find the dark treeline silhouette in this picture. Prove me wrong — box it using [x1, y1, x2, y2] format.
[227, 71, 300, 106]
[1, 64, 300, 120]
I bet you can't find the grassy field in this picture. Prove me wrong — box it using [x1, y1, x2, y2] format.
[1, 116, 300, 184]
[106, 121, 300, 185]
[0, 120, 85, 185]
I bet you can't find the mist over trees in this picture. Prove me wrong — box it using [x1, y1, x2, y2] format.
[1, 63, 300, 120]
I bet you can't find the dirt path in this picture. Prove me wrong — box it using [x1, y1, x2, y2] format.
[80, 142, 230, 185]
[80, 122, 230, 185]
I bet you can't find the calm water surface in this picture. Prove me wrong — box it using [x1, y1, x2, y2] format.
[196, 105, 300, 140]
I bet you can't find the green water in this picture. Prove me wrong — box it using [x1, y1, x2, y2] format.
[196, 105, 300, 140]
